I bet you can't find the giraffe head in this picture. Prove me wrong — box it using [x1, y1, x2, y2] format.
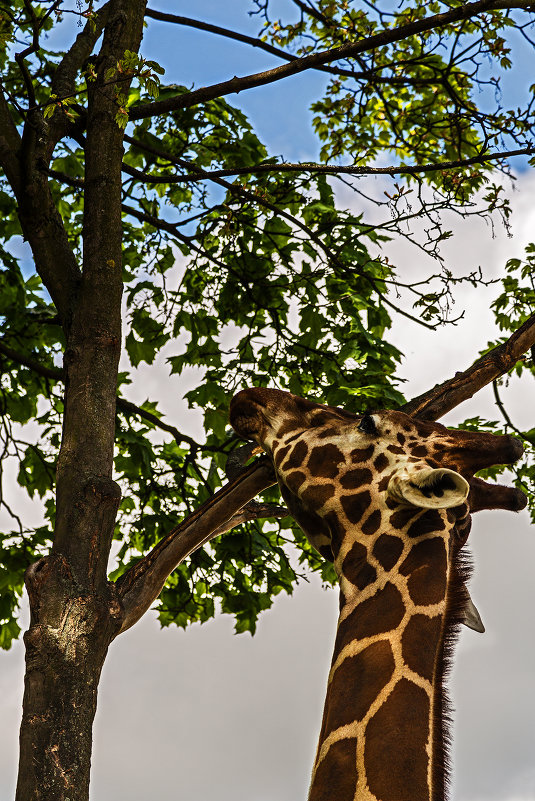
[230, 387, 524, 567]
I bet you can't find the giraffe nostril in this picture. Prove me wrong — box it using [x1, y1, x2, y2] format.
[229, 395, 263, 436]
[232, 414, 260, 437]
[506, 435, 524, 462]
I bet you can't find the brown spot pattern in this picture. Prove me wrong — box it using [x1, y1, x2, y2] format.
[342, 542, 377, 590]
[361, 509, 382, 536]
[321, 641, 395, 738]
[377, 476, 390, 492]
[406, 509, 446, 538]
[373, 452, 390, 472]
[339, 468, 373, 489]
[387, 444, 405, 455]
[301, 483, 335, 510]
[402, 614, 442, 682]
[350, 445, 375, 463]
[274, 444, 290, 467]
[365, 679, 430, 801]
[341, 490, 372, 524]
[283, 440, 309, 471]
[280, 485, 329, 549]
[283, 431, 302, 445]
[307, 444, 345, 478]
[318, 427, 339, 439]
[373, 534, 404, 571]
[284, 470, 306, 492]
[318, 544, 335, 562]
[276, 419, 302, 438]
[336, 582, 405, 653]
[389, 507, 419, 530]
[411, 445, 429, 457]
[309, 738, 358, 801]
[324, 511, 347, 556]
[400, 537, 448, 605]
[310, 411, 333, 427]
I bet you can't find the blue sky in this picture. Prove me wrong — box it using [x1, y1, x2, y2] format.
[42, 0, 535, 168]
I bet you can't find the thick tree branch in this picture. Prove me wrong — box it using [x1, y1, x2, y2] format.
[1, 64, 82, 327]
[131, 0, 534, 119]
[0, 82, 23, 196]
[115, 457, 277, 633]
[401, 313, 535, 421]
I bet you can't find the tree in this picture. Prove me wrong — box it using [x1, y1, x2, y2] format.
[0, 1, 534, 799]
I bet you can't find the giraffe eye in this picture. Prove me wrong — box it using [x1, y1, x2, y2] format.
[358, 414, 377, 436]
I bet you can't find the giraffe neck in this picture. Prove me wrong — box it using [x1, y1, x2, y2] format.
[308, 516, 463, 801]
[228, 388, 524, 801]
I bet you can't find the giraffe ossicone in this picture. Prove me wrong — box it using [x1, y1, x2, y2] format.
[229, 387, 526, 801]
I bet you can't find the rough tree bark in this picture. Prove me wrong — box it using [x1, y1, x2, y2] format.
[14, 3, 146, 799]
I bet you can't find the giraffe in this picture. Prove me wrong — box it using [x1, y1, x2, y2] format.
[229, 387, 526, 801]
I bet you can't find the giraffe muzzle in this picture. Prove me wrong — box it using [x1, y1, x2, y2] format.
[229, 391, 267, 439]
[387, 467, 470, 509]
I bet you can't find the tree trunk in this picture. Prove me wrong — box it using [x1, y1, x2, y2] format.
[14, 3, 146, 798]
[15, 556, 123, 801]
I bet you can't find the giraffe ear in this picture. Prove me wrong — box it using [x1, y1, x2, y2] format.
[387, 467, 469, 509]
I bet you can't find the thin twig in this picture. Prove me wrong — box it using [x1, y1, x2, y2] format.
[492, 378, 533, 444]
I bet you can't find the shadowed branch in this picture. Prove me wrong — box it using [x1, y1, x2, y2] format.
[115, 457, 278, 634]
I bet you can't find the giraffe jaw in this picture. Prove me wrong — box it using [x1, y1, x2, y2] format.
[387, 467, 470, 509]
